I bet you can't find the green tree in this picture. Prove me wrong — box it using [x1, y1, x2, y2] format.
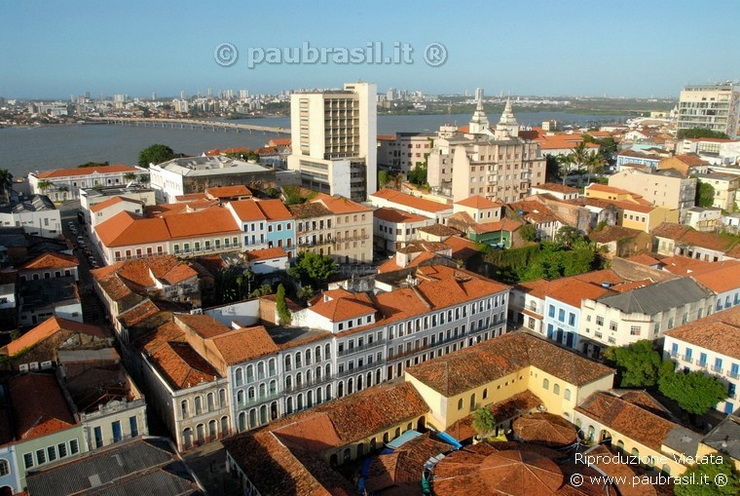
[36, 180, 53, 193]
[123, 172, 137, 183]
[77, 161, 109, 168]
[556, 154, 575, 185]
[570, 141, 591, 174]
[138, 144, 176, 167]
[674, 456, 740, 496]
[275, 283, 291, 325]
[519, 224, 537, 242]
[0, 168, 13, 200]
[584, 151, 606, 185]
[696, 180, 716, 208]
[658, 370, 728, 416]
[554, 226, 586, 248]
[378, 170, 389, 188]
[407, 164, 428, 186]
[297, 285, 317, 302]
[288, 252, 338, 288]
[603, 340, 666, 387]
[677, 128, 730, 140]
[282, 185, 306, 205]
[472, 408, 496, 437]
[249, 284, 273, 299]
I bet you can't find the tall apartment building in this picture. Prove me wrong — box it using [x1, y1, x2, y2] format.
[287, 82, 377, 201]
[427, 98, 546, 203]
[608, 168, 696, 218]
[377, 132, 435, 173]
[677, 82, 740, 139]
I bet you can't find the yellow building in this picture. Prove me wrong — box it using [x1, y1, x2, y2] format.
[403, 332, 614, 432]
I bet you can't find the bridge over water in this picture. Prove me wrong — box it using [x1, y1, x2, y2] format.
[86, 116, 290, 135]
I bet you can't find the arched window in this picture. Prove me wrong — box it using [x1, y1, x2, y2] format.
[259, 405, 268, 424]
[235, 368, 244, 386]
[237, 390, 245, 406]
[553, 384, 560, 395]
[357, 374, 363, 391]
[180, 400, 189, 419]
[269, 379, 277, 395]
[383, 432, 389, 443]
[194, 396, 203, 415]
[297, 394, 304, 410]
[207, 393, 214, 411]
[182, 428, 193, 449]
[325, 344, 331, 358]
[542, 378, 549, 390]
[286, 397, 294, 414]
[285, 355, 292, 371]
[370, 438, 377, 451]
[295, 351, 302, 368]
[338, 381, 344, 398]
[268, 358, 276, 376]
[325, 384, 332, 401]
[249, 409, 257, 428]
[248, 386, 256, 401]
[315, 345, 322, 361]
[220, 416, 229, 437]
[305, 348, 312, 365]
[306, 369, 313, 383]
[376, 369, 381, 384]
[257, 362, 265, 379]
[662, 464, 671, 475]
[631, 448, 640, 464]
[367, 371, 373, 388]
[564, 389, 571, 401]
[469, 393, 476, 410]
[394, 427, 401, 438]
[483, 388, 488, 400]
[617, 440, 625, 451]
[285, 375, 292, 391]
[238, 412, 246, 431]
[457, 398, 464, 410]
[357, 443, 364, 456]
[587, 425, 595, 442]
[325, 363, 331, 377]
[208, 420, 217, 440]
[219, 389, 226, 407]
[307, 390, 313, 408]
[316, 366, 322, 381]
[196, 424, 205, 444]
[296, 372, 303, 388]
[348, 378, 354, 394]
[246, 364, 254, 382]
[259, 383, 266, 398]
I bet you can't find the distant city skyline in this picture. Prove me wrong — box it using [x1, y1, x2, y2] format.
[1, 0, 739, 100]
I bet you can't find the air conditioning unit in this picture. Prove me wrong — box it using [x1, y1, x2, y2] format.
[190, 308, 203, 315]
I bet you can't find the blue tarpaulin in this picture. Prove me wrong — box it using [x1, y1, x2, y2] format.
[435, 432, 462, 450]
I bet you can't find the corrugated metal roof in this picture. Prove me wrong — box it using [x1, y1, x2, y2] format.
[596, 277, 711, 315]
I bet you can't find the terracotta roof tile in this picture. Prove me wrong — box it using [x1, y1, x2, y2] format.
[370, 189, 451, 214]
[407, 333, 614, 396]
[532, 183, 579, 194]
[309, 296, 377, 322]
[445, 390, 543, 441]
[455, 195, 503, 209]
[287, 202, 332, 219]
[313, 193, 372, 214]
[205, 185, 252, 198]
[442, 236, 483, 260]
[118, 299, 162, 328]
[417, 223, 461, 237]
[89, 196, 143, 213]
[664, 305, 740, 359]
[3, 316, 107, 356]
[687, 260, 740, 293]
[141, 321, 222, 389]
[175, 314, 231, 339]
[209, 325, 280, 365]
[509, 200, 562, 224]
[20, 252, 78, 270]
[470, 218, 522, 235]
[8, 373, 77, 440]
[254, 199, 294, 221]
[35, 164, 138, 179]
[373, 207, 428, 224]
[246, 247, 289, 261]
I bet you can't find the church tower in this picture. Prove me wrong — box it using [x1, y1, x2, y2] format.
[495, 98, 519, 139]
[469, 91, 490, 135]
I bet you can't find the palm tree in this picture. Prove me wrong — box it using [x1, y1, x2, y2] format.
[36, 180, 53, 194]
[584, 151, 606, 185]
[570, 141, 591, 173]
[123, 172, 137, 183]
[556, 154, 574, 185]
[472, 408, 496, 438]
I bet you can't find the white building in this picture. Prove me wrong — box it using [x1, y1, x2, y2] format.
[373, 207, 435, 251]
[287, 82, 377, 201]
[0, 195, 61, 238]
[29, 165, 147, 201]
[677, 83, 740, 139]
[663, 306, 740, 414]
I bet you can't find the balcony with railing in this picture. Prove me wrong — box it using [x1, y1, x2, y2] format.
[338, 338, 385, 357]
[237, 391, 282, 409]
[284, 373, 335, 394]
[336, 362, 378, 378]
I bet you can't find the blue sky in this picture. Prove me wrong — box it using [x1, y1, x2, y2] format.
[1, 0, 739, 99]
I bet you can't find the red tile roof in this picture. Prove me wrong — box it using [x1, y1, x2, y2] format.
[470, 218, 522, 235]
[313, 193, 372, 214]
[254, 199, 294, 221]
[509, 201, 562, 224]
[442, 236, 482, 260]
[246, 247, 289, 262]
[175, 314, 231, 339]
[407, 332, 613, 396]
[445, 390, 543, 441]
[511, 412, 578, 447]
[686, 260, 740, 293]
[20, 252, 78, 270]
[205, 185, 252, 198]
[4, 317, 107, 356]
[455, 195, 503, 209]
[370, 189, 451, 213]
[89, 196, 144, 213]
[141, 321, 222, 389]
[35, 164, 139, 179]
[310, 295, 377, 322]
[373, 207, 428, 224]
[91, 255, 197, 290]
[532, 183, 578, 194]
[209, 325, 280, 365]
[8, 373, 77, 440]
[664, 306, 740, 359]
